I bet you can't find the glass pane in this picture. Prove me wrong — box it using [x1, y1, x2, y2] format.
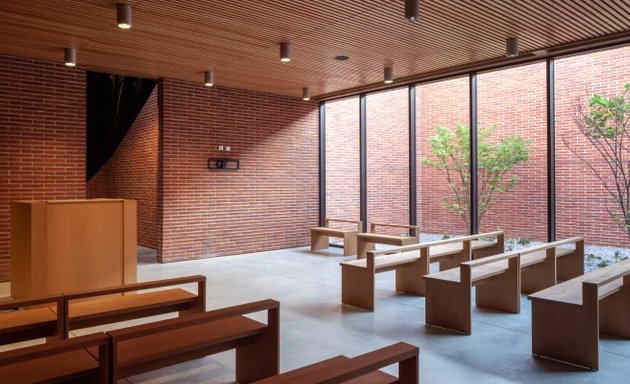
[477, 62, 547, 247]
[366, 88, 409, 236]
[325, 97, 360, 229]
[416, 77, 470, 240]
[556, 45, 630, 271]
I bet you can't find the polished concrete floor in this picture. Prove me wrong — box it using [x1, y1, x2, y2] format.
[2, 245, 630, 383]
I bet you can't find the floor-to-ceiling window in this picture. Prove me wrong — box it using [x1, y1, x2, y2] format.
[366, 88, 409, 235]
[477, 62, 548, 247]
[555, 45, 630, 270]
[416, 77, 470, 240]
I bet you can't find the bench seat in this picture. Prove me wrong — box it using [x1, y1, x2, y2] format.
[521, 247, 573, 269]
[0, 348, 99, 383]
[424, 261, 510, 284]
[0, 307, 57, 343]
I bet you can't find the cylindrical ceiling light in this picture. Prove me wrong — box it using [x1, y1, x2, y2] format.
[117, 3, 132, 29]
[384, 67, 394, 84]
[204, 71, 214, 87]
[302, 87, 310, 101]
[405, 0, 419, 21]
[280, 42, 291, 62]
[64, 48, 76, 66]
[506, 37, 519, 58]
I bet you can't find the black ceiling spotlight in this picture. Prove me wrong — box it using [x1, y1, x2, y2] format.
[117, 3, 132, 29]
[280, 42, 291, 62]
[405, 0, 419, 21]
[506, 37, 519, 57]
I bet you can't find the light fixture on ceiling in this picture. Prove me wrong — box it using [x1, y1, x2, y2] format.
[384, 67, 394, 84]
[506, 37, 519, 58]
[405, 0, 419, 21]
[204, 71, 214, 87]
[302, 87, 310, 101]
[117, 3, 132, 29]
[64, 48, 76, 66]
[280, 42, 291, 62]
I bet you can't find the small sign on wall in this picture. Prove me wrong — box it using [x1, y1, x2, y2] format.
[208, 158, 240, 170]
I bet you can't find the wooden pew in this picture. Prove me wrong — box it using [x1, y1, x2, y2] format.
[519, 237, 584, 293]
[0, 295, 65, 346]
[252, 342, 418, 384]
[311, 218, 362, 256]
[529, 259, 630, 370]
[57, 275, 206, 337]
[340, 232, 503, 311]
[108, 299, 279, 383]
[424, 251, 521, 334]
[356, 223, 420, 259]
[0, 332, 109, 383]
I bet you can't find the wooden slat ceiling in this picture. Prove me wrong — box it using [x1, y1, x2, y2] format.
[0, 0, 629, 99]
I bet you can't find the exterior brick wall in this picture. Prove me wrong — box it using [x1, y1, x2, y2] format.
[87, 88, 159, 249]
[327, 45, 630, 247]
[0, 54, 86, 282]
[325, 97, 361, 227]
[158, 78, 319, 262]
[367, 88, 409, 234]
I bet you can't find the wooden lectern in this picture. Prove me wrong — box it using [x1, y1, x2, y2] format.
[10, 199, 137, 299]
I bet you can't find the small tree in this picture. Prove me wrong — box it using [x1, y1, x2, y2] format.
[422, 123, 531, 231]
[565, 84, 630, 238]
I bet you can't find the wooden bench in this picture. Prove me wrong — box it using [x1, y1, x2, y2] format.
[422, 237, 584, 334]
[340, 232, 503, 311]
[424, 251, 521, 334]
[311, 218, 362, 256]
[519, 237, 584, 293]
[0, 332, 109, 383]
[252, 342, 418, 384]
[0, 295, 65, 346]
[108, 299, 279, 383]
[57, 275, 206, 336]
[529, 259, 630, 370]
[356, 223, 420, 259]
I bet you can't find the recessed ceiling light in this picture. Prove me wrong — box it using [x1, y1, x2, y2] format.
[334, 55, 349, 61]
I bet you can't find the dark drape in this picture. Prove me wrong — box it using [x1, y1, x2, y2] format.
[86, 71, 157, 181]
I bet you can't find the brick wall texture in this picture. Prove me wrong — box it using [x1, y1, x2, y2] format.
[87, 88, 159, 249]
[327, 45, 630, 246]
[158, 78, 319, 262]
[0, 54, 86, 281]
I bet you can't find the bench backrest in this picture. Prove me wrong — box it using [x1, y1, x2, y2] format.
[583, 259, 630, 307]
[0, 332, 109, 384]
[370, 222, 420, 239]
[325, 217, 362, 231]
[251, 342, 418, 384]
[460, 250, 520, 284]
[0, 294, 66, 345]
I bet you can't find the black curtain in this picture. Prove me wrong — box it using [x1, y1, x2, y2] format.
[86, 71, 157, 181]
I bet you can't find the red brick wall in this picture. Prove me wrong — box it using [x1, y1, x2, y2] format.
[325, 97, 360, 226]
[87, 88, 159, 249]
[477, 61, 548, 242]
[417, 76, 470, 236]
[556, 45, 630, 248]
[367, 88, 409, 234]
[158, 78, 319, 262]
[0, 54, 86, 282]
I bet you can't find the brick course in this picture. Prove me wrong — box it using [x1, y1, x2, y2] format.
[0, 54, 86, 282]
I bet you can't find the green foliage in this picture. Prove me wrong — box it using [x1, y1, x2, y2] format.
[441, 233, 451, 240]
[597, 258, 611, 268]
[422, 123, 531, 230]
[517, 237, 531, 246]
[568, 84, 630, 238]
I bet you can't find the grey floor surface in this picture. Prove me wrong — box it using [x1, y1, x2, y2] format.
[3, 245, 630, 383]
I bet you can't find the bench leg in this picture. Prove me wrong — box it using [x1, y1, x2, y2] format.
[531, 300, 599, 370]
[341, 265, 374, 311]
[476, 271, 520, 314]
[599, 277, 630, 338]
[557, 248, 584, 282]
[236, 308, 280, 383]
[522, 250, 555, 294]
[357, 239, 374, 260]
[425, 280, 471, 334]
[311, 232, 329, 251]
[396, 260, 427, 296]
[343, 233, 357, 256]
